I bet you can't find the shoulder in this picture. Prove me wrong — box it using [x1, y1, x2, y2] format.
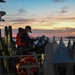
[21, 31, 29, 37]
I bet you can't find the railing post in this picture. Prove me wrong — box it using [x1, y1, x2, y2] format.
[52, 36, 57, 44]
[7, 26, 16, 74]
[3, 26, 10, 74]
[4, 26, 8, 45]
[0, 29, 2, 50]
[8, 26, 13, 55]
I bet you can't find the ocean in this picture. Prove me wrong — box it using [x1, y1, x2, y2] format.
[49, 37, 74, 47]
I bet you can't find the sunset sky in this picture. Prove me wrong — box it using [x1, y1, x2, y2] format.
[0, 0, 75, 37]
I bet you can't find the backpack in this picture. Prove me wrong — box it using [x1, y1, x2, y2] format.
[16, 32, 29, 47]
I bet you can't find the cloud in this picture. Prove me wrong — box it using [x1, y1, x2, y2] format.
[60, 6, 69, 14]
[13, 22, 24, 24]
[35, 27, 75, 32]
[7, 18, 36, 23]
[62, 6, 69, 10]
[6, 8, 28, 17]
[54, 0, 65, 2]
[56, 8, 68, 14]
[19, 8, 28, 13]
[60, 9, 68, 14]
[51, 27, 75, 33]
[55, 17, 75, 21]
[50, 6, 69, 17]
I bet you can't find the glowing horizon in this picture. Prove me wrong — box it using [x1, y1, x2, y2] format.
[0, 0, 75, 37]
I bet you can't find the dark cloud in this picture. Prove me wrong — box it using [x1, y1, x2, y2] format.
[60, 6, 69, 14]
[13, 22, 24, 24]
[19, 8, 28, 13]
[5, 8, 28, 17]
[7, 18, 36, 23]
[16, 18, 35, 22]
[54, 0, 65, 2]
[57, 8, 68, 14]
[60, 9, 68, 13]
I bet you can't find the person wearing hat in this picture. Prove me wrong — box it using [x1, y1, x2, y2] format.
[25, 25, 32, 33]
[16, 25, 36, 55]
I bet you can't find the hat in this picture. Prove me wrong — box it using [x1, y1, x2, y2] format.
[25, 26, 32, 33]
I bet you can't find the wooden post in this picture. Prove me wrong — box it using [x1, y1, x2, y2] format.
[2, 26, 9, 74]
[0, 28, 2, 54]
[8, 26, 12, 41]
[0, 28, 8, 74]
[7, 26, 16, 74]
[67, 39, 71, 47]
[4, 26, 9, 55]
[59, 37, 62, 44]
[0, 29, 2, 50]
[0, 29, 3, 75]
[4, 26, 8, 45]
[52, 36, 57, 44]
[67, 39, 72, 50]
[59, 37, 65, 46]
[8, 26, 13, 55]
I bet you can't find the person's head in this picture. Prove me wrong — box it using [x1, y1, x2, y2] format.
[25, 25, 32, 33]
[18, 27, 24, 33]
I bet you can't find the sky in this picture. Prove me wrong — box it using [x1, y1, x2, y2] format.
[0, 0, 75, 37]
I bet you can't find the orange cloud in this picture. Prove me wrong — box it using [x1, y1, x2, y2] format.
[70, 32, 75, 35]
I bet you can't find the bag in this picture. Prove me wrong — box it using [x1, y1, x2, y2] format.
[16, 33, 29, 47]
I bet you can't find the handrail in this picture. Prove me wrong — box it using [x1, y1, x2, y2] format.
[0, 54, 45, 58]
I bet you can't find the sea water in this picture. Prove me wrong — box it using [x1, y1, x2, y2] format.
[49, 37, 74, 47]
